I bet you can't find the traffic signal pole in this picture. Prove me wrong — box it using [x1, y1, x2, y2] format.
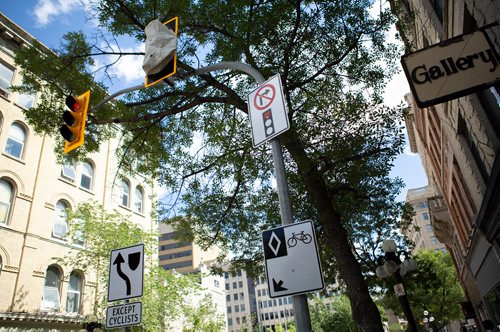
[94, 62, 312, 330]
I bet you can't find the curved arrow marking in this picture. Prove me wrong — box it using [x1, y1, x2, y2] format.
[114, 253, 131, 295]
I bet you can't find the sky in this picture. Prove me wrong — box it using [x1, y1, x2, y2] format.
[0, 0, 428, 202]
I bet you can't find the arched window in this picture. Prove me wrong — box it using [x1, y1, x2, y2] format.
[134, 186, 143, 214]
[66, 271, 82, 313]
[61, 162, 76, 182]
[4, 123, 26, 159]
[42, 265, 61, 310]
[80, 161, 93, 190]
[53, 200, 69, 238]
[0, 178, 14, 225]
[120, 180, 130, 207]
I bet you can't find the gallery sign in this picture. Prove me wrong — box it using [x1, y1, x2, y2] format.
[401, 28, 500, 108]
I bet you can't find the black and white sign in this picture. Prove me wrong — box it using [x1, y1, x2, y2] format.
[106, 302, 142, 329]
[401, 29, 500, 108]
[247, 74, 290, 147]
[262, 220, 324, 298]
[108, 244, 144, 302]
[394, 283, 406, 297]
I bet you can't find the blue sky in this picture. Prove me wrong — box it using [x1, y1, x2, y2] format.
[0, 0, 428, 201]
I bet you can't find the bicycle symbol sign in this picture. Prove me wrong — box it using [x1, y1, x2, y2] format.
[262, 220, 324, 298]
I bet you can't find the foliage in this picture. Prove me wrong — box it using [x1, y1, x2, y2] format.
[63, 201, 218, 330]
[379, 250, 465, 330]
[310, 295, 357, 332]
[181, 294, 225, 332]
[15, 1, 408, 330]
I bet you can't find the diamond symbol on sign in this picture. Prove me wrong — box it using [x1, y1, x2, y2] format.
[268, 231, 281, 257]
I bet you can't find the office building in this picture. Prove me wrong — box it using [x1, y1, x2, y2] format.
[394, 0, 500, 325]
[404, 185, 447, 254]
[0, 12, 156, 329]
[224, 267, 258, 331]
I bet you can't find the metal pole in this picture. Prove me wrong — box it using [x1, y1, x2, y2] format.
[394, 271, 418, 332]
[271, 139, 312, 331]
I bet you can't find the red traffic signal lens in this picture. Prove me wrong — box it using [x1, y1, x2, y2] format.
[59, 125, 75, 142]
[65, 95, 78, 111]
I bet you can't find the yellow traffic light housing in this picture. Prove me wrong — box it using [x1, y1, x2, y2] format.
[144, 17, 178, 88]
[59, 90, 90, 154]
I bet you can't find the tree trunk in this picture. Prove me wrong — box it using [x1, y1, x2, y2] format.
[284, 134, 384, 332]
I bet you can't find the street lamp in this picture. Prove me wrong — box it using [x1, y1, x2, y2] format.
[376, 239, 418, 332]
[423, 309, 435, 331]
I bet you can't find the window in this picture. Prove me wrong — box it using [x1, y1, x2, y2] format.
[214, 280, 219, 288]
[240, 292, 244, 300]
[257, 289, 261, 296]
[422, 212, 430, 220]
[53, 201, 69, 238]
[4, 123, 26, 159]
[233, 293, 238, 300]
[120, 180, 130, 207]
[66, 272, 82, 313]
[240, 304, 245, 312]
[61, 163, 76, 182]
[233, 282, 237, 289]
[227, 306, 231, 314]
[237, 270, 242, 277]
[235, 305, 239, 312]
[224, 272, 229, 279]
[228, 318, 233, 326]
[226, 294, 230, 302]
[426, 224, 433, 232]
[430, 236, 438, 245]
[225, 283, 229, 290]
[238, 280, 243, 288]
[42, 266, 61, 310]
[0, 62, 13, 96]
[80, 162, 93, 190]
[134, 186, 143, 213]
[16, 77, 35, 109]
[0, 179, 14, 224]
[418, 201, 428, 209]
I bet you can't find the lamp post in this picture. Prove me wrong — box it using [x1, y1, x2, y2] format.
[376, 239, 418, 332]
[423, 309, 435, 331]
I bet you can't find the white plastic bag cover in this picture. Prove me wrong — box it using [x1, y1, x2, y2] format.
[142, 19, 177, 75]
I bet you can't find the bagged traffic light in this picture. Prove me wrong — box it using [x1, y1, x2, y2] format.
[59, 90, 90, 154]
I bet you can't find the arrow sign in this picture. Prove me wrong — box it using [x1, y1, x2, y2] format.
[113, 253, 131, 295]
[273, 278, 288, 292]
[108, 244, 144, 302]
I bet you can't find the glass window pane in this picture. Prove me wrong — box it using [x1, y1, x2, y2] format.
[80, 162, 93, 190]
[5, 124, 25, 158]
[0, 180, 13, 224]
[53, 201, 68, 238]
[61, 164, 76, 181]
[66, 273, 82, 313]
[121, 180, 129, 207]
[43, 267, 60, 310]
[134, 187, 143, 213]
[17, 93, 35, 109]
[0, 63, 13, 92]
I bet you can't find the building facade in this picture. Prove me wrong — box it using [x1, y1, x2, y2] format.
[0, 12, 156, 329]
[254, 275, 294, 331]
[395, 0, 500, 326]
[404, 185, 447, 254]
[224, 268, 258, 332]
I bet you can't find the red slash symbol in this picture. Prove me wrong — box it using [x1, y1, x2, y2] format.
[253, 84, 276, 111]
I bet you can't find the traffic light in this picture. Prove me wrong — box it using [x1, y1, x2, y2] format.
[262, 109, 275, 137]
[59, 90, 90, 154]
[144, 17, 178, 87]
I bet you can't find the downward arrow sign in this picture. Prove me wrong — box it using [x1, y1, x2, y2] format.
[114, 253, 131, 295]
[273, 278, 288, 292]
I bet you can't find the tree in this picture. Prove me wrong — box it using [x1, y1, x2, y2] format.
[380, 250, 465, 330]
[15, 1, 406, 330]
[310, 295, 357, 332]
[181, 294, 225, 332]
[63, 201, 219, 330]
